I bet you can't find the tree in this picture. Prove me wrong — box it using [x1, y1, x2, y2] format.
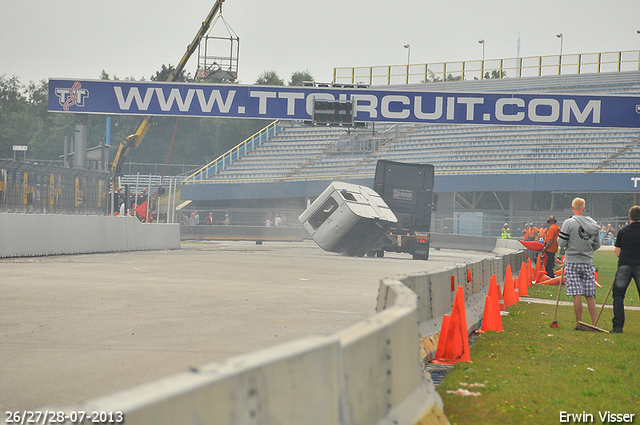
[255, 70, 284, 86]
[151, 64, 191, 82]
[484, 70, 507, 79]
[288, 70, 314, 86]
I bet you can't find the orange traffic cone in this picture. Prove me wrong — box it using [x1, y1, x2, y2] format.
[536, 270, 548, 284]
[503, 265, 517, 307]
[535, 254, 542, 281]
[527, 257, 534, 287]
[479, 295, 503, 332]
[432, 286, 471, 364]
[434, 314, 451, 361]
[518, 262, 529, 297]
[540, 275, 563, 285]
[488, 275, 502, 324]
[497, 284, 506, 311]
[538, 273, 550, 283]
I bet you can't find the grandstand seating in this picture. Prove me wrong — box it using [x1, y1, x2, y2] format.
[179, 71, 640, 184]
[181, 122, 639, 182]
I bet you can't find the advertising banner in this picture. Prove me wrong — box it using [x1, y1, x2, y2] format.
[49, 79, 640, 128]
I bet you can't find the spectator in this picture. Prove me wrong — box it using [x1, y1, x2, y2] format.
[599, 225, 607, 245]
[611, 206, 640, 333]
[525, 222, 539, 241]
[501, 223, 511, 239]
[224, 213, 230, 226]
[538, 224, 548, 243]
[205, 212, 214, 225]
[542, 216, 560, 279]
[557, 197, 601, 328]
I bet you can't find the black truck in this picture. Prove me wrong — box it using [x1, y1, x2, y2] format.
[368, 160, 436, 260]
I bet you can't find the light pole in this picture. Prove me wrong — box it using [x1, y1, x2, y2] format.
[404, 44, 410, 84]
[478, 39, 485, 79]
[556, 33, 563, 74]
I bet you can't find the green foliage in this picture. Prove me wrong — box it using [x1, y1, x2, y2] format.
[482, 70, 507, 79]
[255, 70, 284, 86]
[288, 70, 314, 86]
[150, 64, 191, 82]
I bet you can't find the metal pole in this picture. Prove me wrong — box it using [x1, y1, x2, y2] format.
[135, 172, 140, 210]
[63, 137, 68, 168]
[171, 178, 176, 224]
[146, 175, 151, 222]
[74, 114, 88, 169]
[166, 176, 172, 223]
[110, 176, 115, 215]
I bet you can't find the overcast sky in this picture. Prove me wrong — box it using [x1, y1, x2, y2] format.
[2, 0, 640, 86]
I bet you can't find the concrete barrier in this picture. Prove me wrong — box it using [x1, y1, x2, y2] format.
[54, 336, 345, 425]
[0, 214, 180, 258]
[27, 233, 523, 425]
[180, 224, 307, 242]
[336, 280, 446, 425]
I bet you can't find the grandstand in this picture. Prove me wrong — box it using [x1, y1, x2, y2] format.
[180, 69, 640, 236]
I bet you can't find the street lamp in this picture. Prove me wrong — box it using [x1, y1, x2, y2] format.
[478, 39, 485, 79]
[404, 44, 411, 83]
[556, 33, 563, 74]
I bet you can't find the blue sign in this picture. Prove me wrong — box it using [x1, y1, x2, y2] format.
[49, 79, 640, 128]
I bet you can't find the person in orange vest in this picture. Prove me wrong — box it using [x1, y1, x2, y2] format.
[525, 222, 539, 241]
[543, 216, 560, 278]
[538, 224, 548, 242]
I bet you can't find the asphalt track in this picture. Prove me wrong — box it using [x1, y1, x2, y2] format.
[1, 240, 495, 412]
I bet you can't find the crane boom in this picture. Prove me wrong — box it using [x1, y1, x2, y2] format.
[111, 0, 226, 176]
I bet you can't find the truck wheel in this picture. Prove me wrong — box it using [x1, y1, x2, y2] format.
[366, 251, 375, 257]
[376, 250, 385, 258]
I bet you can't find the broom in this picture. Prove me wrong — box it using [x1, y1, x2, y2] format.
[550, 266, 564, 328]
[574, 278, 613, 333]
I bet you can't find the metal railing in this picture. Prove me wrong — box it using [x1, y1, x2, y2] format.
[333, 49, 640, 86]
[0, 159, 111, 214]
[183, 120, 281, 184]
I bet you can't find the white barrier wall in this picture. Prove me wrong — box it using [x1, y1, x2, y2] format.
[0, 214, 180, 258]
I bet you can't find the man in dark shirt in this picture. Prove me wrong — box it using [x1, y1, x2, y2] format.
[611, 205, 640, 333]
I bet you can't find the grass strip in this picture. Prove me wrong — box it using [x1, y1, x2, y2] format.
[438, 249, 640, 424]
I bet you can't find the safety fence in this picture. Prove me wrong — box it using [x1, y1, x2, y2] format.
[48, 236, 524, 425]
[333, 49, 640, 86]
[0, 159, 111, 215]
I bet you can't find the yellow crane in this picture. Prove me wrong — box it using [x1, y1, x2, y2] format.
[110, 0, 226, 177]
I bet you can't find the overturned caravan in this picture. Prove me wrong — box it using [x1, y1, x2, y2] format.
[299, 182, 397, 256]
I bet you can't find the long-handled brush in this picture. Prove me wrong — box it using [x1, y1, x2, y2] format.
[550, 267, 564, 328]
[574, 277, 613, 333]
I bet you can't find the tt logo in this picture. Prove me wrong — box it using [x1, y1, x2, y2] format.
[55, 81, 89, 111]
[632, 177, 640, 188]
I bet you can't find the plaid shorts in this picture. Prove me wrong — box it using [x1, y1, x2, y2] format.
[564, 262, 597, 296]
